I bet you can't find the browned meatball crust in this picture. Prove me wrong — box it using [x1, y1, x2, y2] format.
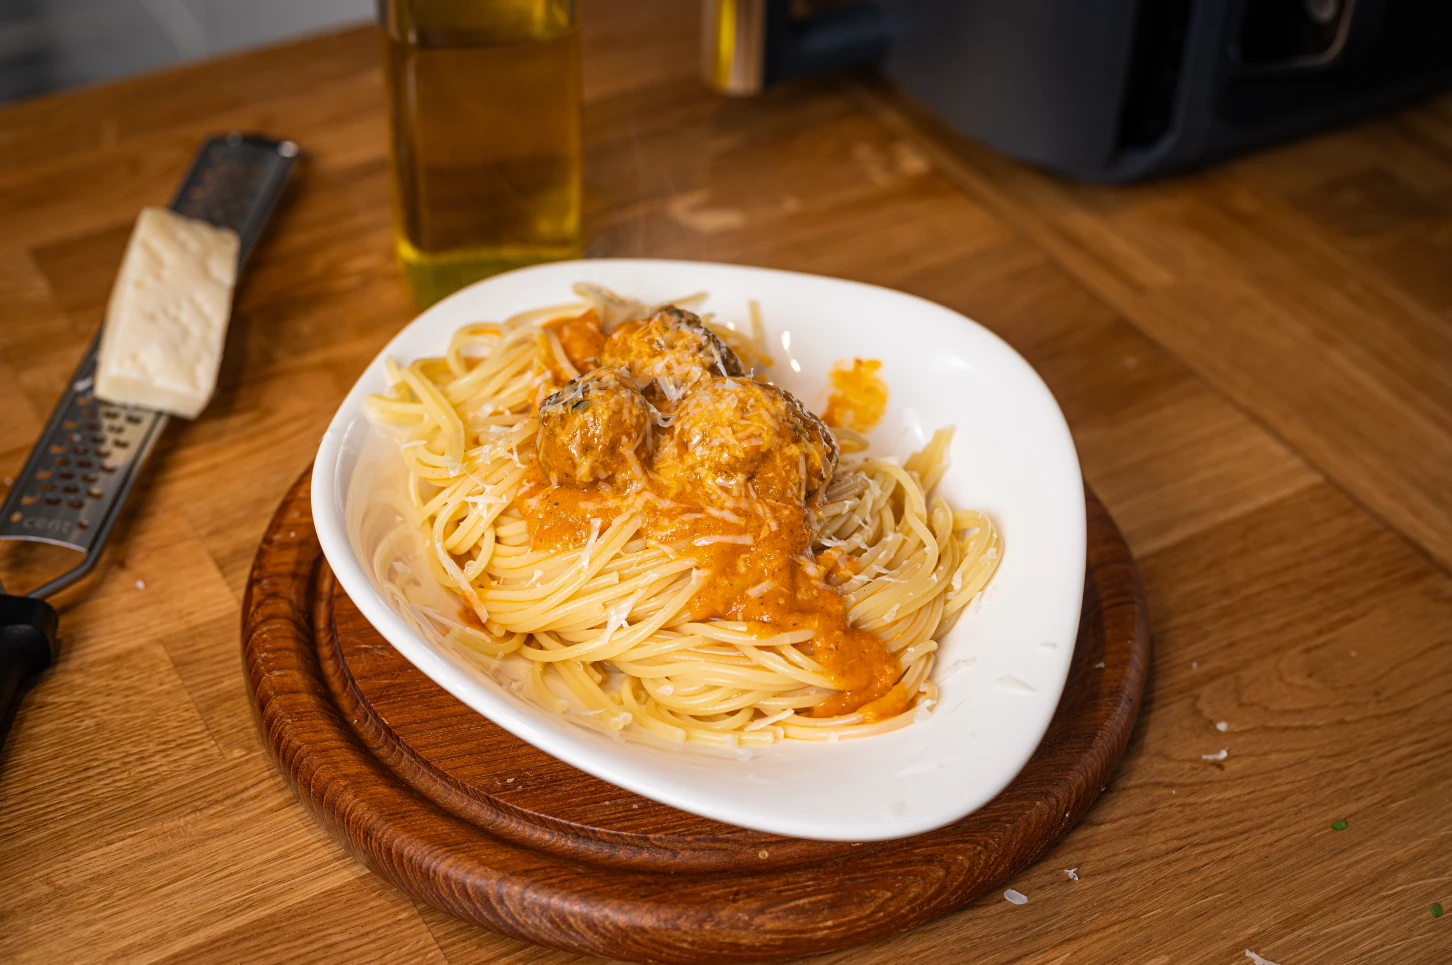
[537, 369, 652, 486]
[597, 307, 745, 410]
[655, 377, 838, 502]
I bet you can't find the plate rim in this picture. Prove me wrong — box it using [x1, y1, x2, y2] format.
[310, 257, 1086, 841]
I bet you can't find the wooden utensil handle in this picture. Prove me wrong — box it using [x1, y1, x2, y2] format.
[0, 595, 58, 750]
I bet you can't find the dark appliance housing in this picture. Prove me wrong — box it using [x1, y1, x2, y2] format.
[883, 0, 1452, 181]
[703, 0, 1452, 182]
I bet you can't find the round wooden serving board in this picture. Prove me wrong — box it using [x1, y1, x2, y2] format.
[243, 469, 1150, 964]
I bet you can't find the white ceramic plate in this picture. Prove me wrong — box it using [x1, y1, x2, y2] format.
[312, 259, 1084, 842]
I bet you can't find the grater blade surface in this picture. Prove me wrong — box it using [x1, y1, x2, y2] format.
[0, 134, 298, 599]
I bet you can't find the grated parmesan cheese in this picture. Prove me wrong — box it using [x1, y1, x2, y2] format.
[598, 600, 632, 647]
[693, 534, 754, 546]
[744, 708, 793, 731]
[580, 518, 602, 570]
[940, 657, 976, 681]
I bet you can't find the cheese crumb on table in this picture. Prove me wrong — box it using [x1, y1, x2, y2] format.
[95, 208, 240, 419]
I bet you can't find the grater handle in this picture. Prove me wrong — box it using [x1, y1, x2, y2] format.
[0, 596, 58, 751]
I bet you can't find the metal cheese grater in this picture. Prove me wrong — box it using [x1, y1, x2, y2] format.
[0, 133, 299, 746]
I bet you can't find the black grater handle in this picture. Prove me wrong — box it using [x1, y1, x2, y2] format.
[0, 596, 58, 758]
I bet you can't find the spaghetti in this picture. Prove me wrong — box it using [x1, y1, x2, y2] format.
[365, 285, 1002, 747]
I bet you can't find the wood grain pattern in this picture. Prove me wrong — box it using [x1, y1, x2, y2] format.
[242, 469, 1148, 963]
[852, 78, 1452, 572]
[1, 1, 1450, 962]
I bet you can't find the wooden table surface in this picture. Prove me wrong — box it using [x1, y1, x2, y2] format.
[2, 3, 1449, 963]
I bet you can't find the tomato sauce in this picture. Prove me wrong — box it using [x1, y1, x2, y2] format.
[513, 436, 905, 721]
[508, 318, 908, 721]
[542, 309, 606, 373]
[822, 358, 888, 432]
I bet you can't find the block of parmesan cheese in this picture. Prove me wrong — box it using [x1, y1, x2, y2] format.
[94, 208, 241, 419]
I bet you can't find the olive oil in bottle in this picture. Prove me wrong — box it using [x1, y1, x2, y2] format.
[382, 0, 582, 306]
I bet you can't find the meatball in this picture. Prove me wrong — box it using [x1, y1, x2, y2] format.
[597, 307, 745, 410]
[537, 369, 652, 486]
[656, 377, 838, 502]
